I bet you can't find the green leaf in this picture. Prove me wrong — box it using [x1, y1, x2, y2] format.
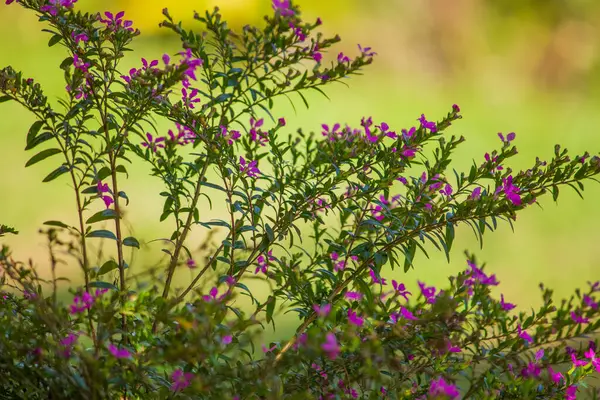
[98, 260, 119, 275]
[42, 165, 69, 183]
[87, 230, 117, 240]
[89, 281, 118, 291]
[0, 95, 11, 103]
[123, 236, 140, 248]
[86, 209, 119, 224]
[265, 223, 275, 242]
[25, 132, 53, 150]
[48, 34, 62, 47]
[266, 296, 276, 324]
[25, 148, 62, 167]
[43, 220, 69, 228]
[26, 121, 44, 146]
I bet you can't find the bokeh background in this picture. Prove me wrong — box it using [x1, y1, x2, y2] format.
[1, 0, 600, 342]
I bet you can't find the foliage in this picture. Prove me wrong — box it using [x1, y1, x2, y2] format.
[1, 0, 600, 399]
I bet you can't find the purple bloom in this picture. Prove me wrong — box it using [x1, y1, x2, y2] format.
[181, 87, 201, 109]
[570, 311, 589, 324]
[499, 175, 521, 206]
[321, 332, 340, 359]
[249, 117, 268, 145]
[41, 0, 77, 16]
[59, 332, 78, 357]
[452, 104, 460, 112]
[439, 183, 453, 197]
[171, 369, 194, 392]
[186, 259, 197, 269]
[517, 324, 533, 344]
[98, 11, 135, 32]
[500, 294, 516, 311]
[547, 366, 563, 384]
[418, 114, 437, 132]
[358, 44, 377, 57]
[470, 186, 482, 200]
[337, 52, 351, 63]
[498, 132, 516, 143]
[429, 377, 460, 399]
[583, 294, 598, 309]
[313, 303, 331, 317]
[278, 117, 286, 126]
[141, 132, 166, 153]
[566, 385, 577, 400]
[347, 309, 364, 327]
[345, 291, 363, 301]
[391, 280, 411, 301]
[222, 335, 232, 345]
[220, 125, 241, 145]
[255, 250, 274, 274]
[108, 343, 131, 359]
[272, 0, 295, 17]
[418, 281, 438, 303]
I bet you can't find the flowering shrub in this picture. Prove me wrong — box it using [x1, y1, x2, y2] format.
[1, 0, 600, 399]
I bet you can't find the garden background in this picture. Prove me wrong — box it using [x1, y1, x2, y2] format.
[1, 0, 600, 342]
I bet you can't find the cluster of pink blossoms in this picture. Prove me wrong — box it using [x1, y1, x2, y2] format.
[255, 250, 275, 274]
[69, 288, 108, 314]
[239, 156, 260, 178]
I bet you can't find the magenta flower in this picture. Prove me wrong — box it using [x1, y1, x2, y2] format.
[465, 260, 499, 286]
[418, 114, 437, 132]
[96, 180, 114, 209]
[108, 343, 131, 359]
[98, 11, 134, 32]
[220, 125, 241, 145]
[571, 352, 587, 367]
[566, 385, 577, 400]
[312, 50, 323, 63]
[141, 132, 166, 153]
[186, 259, 197, 269]
[59, 332, 78, 357]
[521, 361, 541, 378]
[167, 123, 196, 145]
[72, 54, 90, 74]
[181, 87, 201, 109]
[41, 0, 77, 16]
[585, 348, 600, 373]
[239, 156, 261, 178]
[313, 303, 332, 317]
[583, 294, 598, 309]
[429, 377, 460, 399]
[171, 369, 194, 392]
[5, 0, 17, 4]
[347, 309, 364, 327]
[547, 366, 563, 384]
[345, 291, 363, 301]
[202, 286, 221, 302]
[337, 52, 351, 63]
[439, 183, 453, 197]
[369, 268, 387, 285]
[222, 335, 232, 345]
[249, 117, 269, 145]
[470, 186, 482, 200]
[517, 324, 533, 344]
[358, 44, 377, 57]
[418, 281, 438, 303]
[500, 294, 516, 311]
[391, 280, 411, 301]
[321, 332, 340, 359]
[255, 250, 274, 274]
[499, 175, 522, 206]
[498, 131, 516, 143]
[452, 104, 460, 112]
[71, 31, 89, 43]
[570, 311, 589, 324]
[178, 48, 204, 87]
[272, 0, 294, 17]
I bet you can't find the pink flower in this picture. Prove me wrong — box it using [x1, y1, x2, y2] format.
[391, 280, 411, 301]
[498, 132, 516, 143]
[278, 117, 286, 126]
[141, 132, 166, 153]
[583, 294, 598, 309]
[272, 0, 294, 17]
[547, 366, 563, 384]
[239, 156, 261, 178]
[570, 311, 589, 324]
[313, 303, 331, 317]
[321, 332, 340, 359]
[418, 281, 437, 303]
[181, 87, 201, 109]
[517, 324, 533, 344]
[97, 11, 135, 32]
[202, 286, 226, 302]
[345, 291, 363, 301]
[222, 335, 232, 345]
[337, 52, 351, 63]
[469, 186, 482, 200]
[429, 377, 460, 399]
[418, 114, 437, 133]
[255, 250, 274, 274]
[500, 294, 516, 311]
[565, 385, 577, 400]
[347, 309, 364, 327]
[186, 259, 197, 269]
[171, 369, 194, 392]
[358, 44, 377, 57]
[108, 343, 131, 359]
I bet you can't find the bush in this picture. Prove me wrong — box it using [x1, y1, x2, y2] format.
[1, 0, 600, 399]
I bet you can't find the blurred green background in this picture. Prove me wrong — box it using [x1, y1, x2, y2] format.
[1, 0, 600, 340]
